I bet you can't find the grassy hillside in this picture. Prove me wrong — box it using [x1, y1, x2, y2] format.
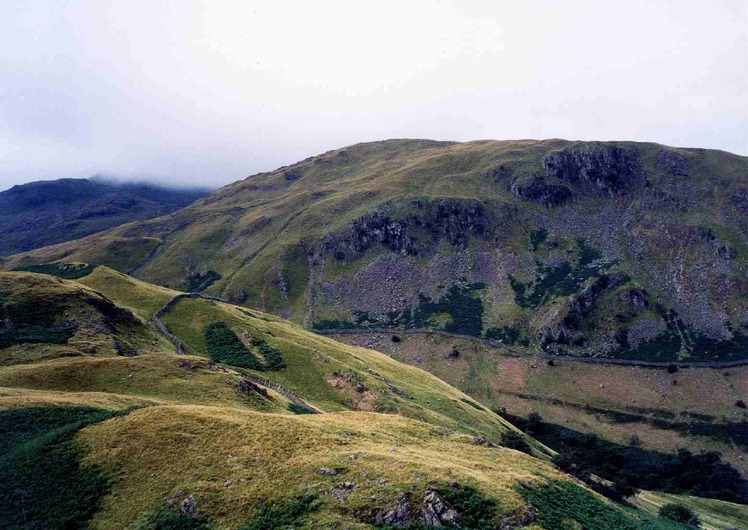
[5, 139, 746, 363]
[1, 267, 734, 528]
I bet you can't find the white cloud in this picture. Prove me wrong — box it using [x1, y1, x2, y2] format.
[1, 0, 745, 189]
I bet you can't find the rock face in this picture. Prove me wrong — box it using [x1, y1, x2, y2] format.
[372, 493, 414, 526]
[656, 149, 689, 176]
[421, 490, 461, 526]
[542, 146, 641, 195]
[371, 490, 460, 527]
[322, 198, 495, 261]
[510, 174, 574, 208]
[237, 377, 269, 398]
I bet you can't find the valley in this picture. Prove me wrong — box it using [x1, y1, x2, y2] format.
[1, 139, 746, 529]
[2, 265, 745, 528]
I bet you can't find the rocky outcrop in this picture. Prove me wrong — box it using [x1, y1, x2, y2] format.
[372, 493, 414, 526]
[421, 490, 460, 527]
[656, 149, 689, 176]
[542, 146, 641, 195]
[536, 273, 628, 348]
[569, 273, 628, 315]
[371, 490, 460, 527]
[510, 174, 574, 208]
[486, 164, 514, 181]
[237, 376, 269, 398]
[322, 198, 495, 260]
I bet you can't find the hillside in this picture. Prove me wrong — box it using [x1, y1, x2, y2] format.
[2, 266, 741, 529]
[328, 330, 748, 493]
[0, 177, 211, 256]
[5, 139, 746, 363]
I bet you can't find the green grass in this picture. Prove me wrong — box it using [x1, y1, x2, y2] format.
[141, 509, 212, 530]
[240, 494, 318, 530]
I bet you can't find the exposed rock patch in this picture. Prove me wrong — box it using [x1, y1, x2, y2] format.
[510, 174, 574, 208]
[542, 146, 641, 195]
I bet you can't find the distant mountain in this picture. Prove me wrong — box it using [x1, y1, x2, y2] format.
[0, 177, 212, 255]
[6, 139, 748, 363]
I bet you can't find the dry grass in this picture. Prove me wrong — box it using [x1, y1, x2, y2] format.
[0, 353, 292, 412]
[77, 404, 562, 529]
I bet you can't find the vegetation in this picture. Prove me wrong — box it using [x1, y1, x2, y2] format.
[483, 325, 521, 344]
[248, 335, 285, 370]
[500, 411, 748, 504]
[510, 239, 607, 309]
[413, 283, 485, 336]
[185, 271, 221, 293]
[203, 321, 262, 370]
[141, 509, 212, 530]
[0, 406, 134, 530]
[658, 503, 701, 526]
[7, 140, 747, 365]
[434, 484, 498, 529]
[0, 298, 77, 349]
[516, 479, 691, 530]
[13, 262, 96, 279]
[0, 268, 743, 528]
[240, 495, 318, 530]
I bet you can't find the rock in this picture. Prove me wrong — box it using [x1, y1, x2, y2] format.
[283, 169, 301, 181]
[318, 467, 338, 475]
[321, 197, 493, 260]
[626, 288, 649, 309]
[472, 435, 495, 447]
[177, 359, 195, 371]
[421, 490, 460, 526]
[372, 493, 413, 526]
[486, 164, 514, 182]
[179, 495, 200, 516]
[656, 150, 689, 176]
[716, 245, 737, 260]
[328, 481, 356, 501]
[570, 273, 627, 316]
[165, 490, 185, 509]
[542, 146, 640, 195]
[510, 173, 574, 208]
[535, 305, 575, 345]
[237, 377, 269, 398]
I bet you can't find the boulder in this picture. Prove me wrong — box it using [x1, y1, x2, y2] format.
[421, 490, 461, 527]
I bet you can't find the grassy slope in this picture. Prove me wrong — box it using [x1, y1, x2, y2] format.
[86, 267, 534, 449]
[329, 331, 748, 476]
[77, 405, 556, 529]
[632, 491, 748, 530]
[0, 268, 741, 528]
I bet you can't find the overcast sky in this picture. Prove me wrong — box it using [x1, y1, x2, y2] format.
[1, 0, 746, 190]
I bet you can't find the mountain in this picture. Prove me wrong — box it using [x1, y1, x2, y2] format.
[5, 139, 747, 364]
[8, 266, 739, 529]
[0, 176, 212, 256]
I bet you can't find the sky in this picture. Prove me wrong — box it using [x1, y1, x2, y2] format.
[1, 0, 746, 190]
